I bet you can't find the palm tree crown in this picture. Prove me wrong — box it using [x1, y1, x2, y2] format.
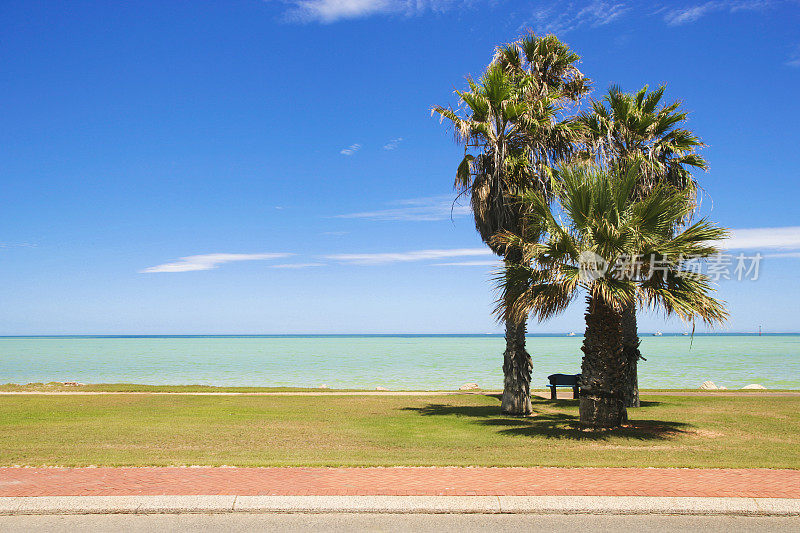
[579, 85, 706, 201]
[433, 32, 589, 256]
[496, 162, 728, 327]
[493, 33, 589, 105]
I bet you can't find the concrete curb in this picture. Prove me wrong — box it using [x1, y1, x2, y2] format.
[0, 496, 798, 516]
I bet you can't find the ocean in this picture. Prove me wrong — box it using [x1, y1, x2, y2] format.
[1, 334, 798, 390]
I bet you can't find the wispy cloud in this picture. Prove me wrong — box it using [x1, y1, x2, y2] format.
[0, 242, 37, 249]
[383, 137, 403, 150]
[663, 0, 770, 25]
[721, 227, 800, 250]
[277, 0, 782, 31]
[787, 44, 800, 67]
[525, 1, 777, 33]
[271, 262, 325, 269]
[527, 1, 629, 34]
[141, 253, 292, 273]
[281, 0, 468, 24]
[764, 251, 800, 259]
[340, 143, 361, 156]
[324, 247, 491, 265]
[336, 195, 470, 221]
[433, 260, 499, 266]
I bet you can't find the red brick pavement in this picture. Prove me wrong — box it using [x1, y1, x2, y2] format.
[1, 468, 798, 498]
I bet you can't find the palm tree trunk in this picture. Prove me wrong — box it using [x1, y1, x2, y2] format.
[621, 303, 641, 408]
[579, 295, 628, 428]
[500, 316, 532, 415]
[499, 248, 532, 416]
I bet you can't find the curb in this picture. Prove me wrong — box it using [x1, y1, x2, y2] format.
[0, 496, 798, 516]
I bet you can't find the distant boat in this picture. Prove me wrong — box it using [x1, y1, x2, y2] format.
[682, 332, 690, 336]
[653, 331, 663, 336]
[567, 332, 576, 337]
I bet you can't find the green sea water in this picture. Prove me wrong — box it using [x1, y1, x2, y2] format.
[0, 334, 798, 390]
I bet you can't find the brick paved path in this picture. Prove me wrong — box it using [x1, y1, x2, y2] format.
[1, 468, 798, 498]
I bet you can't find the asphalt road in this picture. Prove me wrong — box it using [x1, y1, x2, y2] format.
[0, 513, 798, 532]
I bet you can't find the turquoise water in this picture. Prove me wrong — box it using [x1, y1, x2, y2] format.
[0, 335, 798, 390]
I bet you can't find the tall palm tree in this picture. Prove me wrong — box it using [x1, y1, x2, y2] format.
[495, 163, 728, 427]
[433, 33, 588, 415]
[577, 85, 707, 407]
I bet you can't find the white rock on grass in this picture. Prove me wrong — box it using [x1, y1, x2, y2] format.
[699, 380, 718, 390]
[718, 386, 728, 390]
[742, 384, 767, 390]
[459, 383, 480, 391]
[375, 386, 389, 391]
[318, 384, 329, 389]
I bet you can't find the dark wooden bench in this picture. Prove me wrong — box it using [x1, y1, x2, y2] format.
[547, 373, 581, 399]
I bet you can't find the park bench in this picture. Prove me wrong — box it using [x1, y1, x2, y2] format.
[546, 373, 581, 399]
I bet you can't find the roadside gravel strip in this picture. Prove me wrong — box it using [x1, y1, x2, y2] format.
[1, 496, 799, 516]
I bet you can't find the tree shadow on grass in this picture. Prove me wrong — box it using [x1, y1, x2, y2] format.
[639, 400, 663, 407]
[403, 399, 690, 441]
[495, 416, 690, 441]
[531, 396, 664, 408]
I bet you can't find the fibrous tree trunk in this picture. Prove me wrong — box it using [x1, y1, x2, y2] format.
[500, 316, 532, 415]
[579, 295, 628, 428]
[499, 247, 532, 416]
[621, 303, 642, 408]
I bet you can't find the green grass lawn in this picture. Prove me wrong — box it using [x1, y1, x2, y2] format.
[0, 383, 370, 393]
[1, 393, 797, 468]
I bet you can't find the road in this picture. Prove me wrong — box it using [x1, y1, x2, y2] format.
[0, 513, 798, 532]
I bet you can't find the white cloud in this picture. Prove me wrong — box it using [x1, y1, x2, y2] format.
[340, 143, 361, 156]
[281, 0, 467, 24]
[433, 260, 500, 266]
[787, 44, 800, 67]
[383, 137, 404, 150]
[286, 0, 393, 23]
[278, 0, 778, 28]
[720, 227, 800, 250]
[0, 242, 37, 249]
[324, 247, 491, 265]
[336, 195, 470, 221]
[141, 253, 292, 273]
[664, 1, 719, 24]
[527, 1, 629, 34]
[524, 1, 775, 33]
[664, 1, 769, 25]
[271, 262, 325, 268]
[763, 252, 800, 259]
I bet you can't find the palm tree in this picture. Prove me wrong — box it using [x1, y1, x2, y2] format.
[577, 85, 707, 407]
[495, 163, 728, 427]
[433, 33, 588, 415]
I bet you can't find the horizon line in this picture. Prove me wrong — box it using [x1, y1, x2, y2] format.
[0, 332, 794, 337]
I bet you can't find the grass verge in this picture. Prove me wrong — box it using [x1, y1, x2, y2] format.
[1, 393, 797, 468]
[0, 383, 368, 393]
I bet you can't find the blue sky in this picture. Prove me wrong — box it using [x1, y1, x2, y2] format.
[1, 0, 799, 334]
